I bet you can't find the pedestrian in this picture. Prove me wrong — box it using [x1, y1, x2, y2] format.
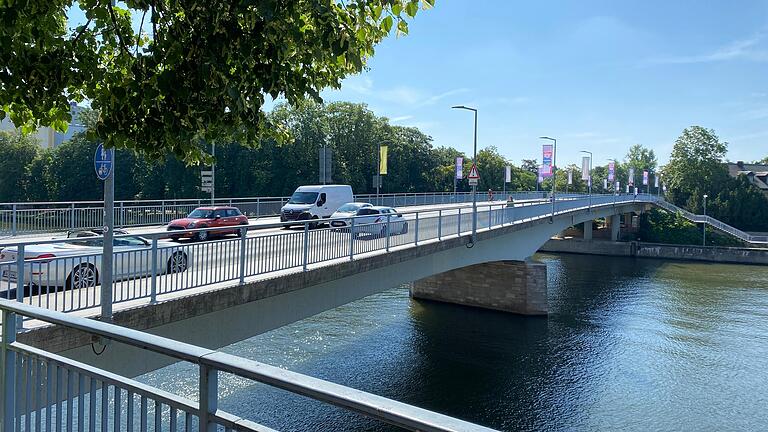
[488, 189, 494, 202]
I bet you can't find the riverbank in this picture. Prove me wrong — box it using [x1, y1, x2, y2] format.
[540, 238, 768, 265]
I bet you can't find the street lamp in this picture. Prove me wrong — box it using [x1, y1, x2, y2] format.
[452, 105, 478, 243]
[703, 194, 708, 246]
[580, 150, 593, 209]
[539, 136, 557, 222]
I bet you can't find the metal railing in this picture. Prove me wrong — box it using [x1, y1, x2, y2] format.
[653, 200, 768, 244]
[0, 191, 565, 237]
[0, 194, 655, 325]
[0, 300, 498, 432]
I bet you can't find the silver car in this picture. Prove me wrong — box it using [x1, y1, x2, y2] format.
[0, 229, 191, 291]
[343, 206, 409, 237]
[329, 202, 374, 229]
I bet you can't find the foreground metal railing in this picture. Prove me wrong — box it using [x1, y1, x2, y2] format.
[1, 191, 556, 236]
[0, 194, 654, 325]
[0, 300, 498, 431]
[653, 200, 768, 244]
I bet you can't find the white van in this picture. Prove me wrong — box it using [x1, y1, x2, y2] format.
[280, 185, 354, 228]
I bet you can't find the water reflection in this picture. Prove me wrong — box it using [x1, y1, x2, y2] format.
[140, 254, 768, 431]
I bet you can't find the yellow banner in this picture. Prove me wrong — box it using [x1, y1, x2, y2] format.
[379, 145, 388, 175]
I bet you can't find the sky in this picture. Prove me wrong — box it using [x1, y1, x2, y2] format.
[315, 0, 768, 167]
[68, 1, 768, 168]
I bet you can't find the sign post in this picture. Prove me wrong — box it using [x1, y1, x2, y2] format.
[95, 143, 114, 321]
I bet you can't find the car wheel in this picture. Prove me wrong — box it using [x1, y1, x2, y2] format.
[167, 252, 188, 273]
[66, 263, 98, 290]
[401, 222, 408, 234]
[237, 224, 247, 237]
[194, 227, 209, 241]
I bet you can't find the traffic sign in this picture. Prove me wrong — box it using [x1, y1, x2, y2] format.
[468, 163, 480, 180]
[469, 178, 478, 186]
[94, 143, 114, 181]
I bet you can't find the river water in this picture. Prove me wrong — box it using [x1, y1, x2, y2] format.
[141, 253, 768, 431]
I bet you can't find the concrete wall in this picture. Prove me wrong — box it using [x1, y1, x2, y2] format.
[412, 260, 547, 315]
[540, 238, 768, 265]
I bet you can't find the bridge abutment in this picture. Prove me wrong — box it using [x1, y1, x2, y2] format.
[410, 260, 548, 315]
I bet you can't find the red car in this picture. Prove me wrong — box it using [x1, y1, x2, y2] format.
[167, 206, 248, 241]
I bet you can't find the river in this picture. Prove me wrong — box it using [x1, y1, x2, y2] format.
[140, 253, 768, 431]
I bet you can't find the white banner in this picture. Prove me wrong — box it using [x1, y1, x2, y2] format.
[567, 170, 572, 185]
[615, 181, 620, 192]
[655, 175, 659, 188]
[603, 179, 608, 189]
[628, 168, 635, 186]
[642, 170, 649, 186]
[505, 165, 511, 183]
[581, 157, 590, 181]
[456, 157, 463, 179]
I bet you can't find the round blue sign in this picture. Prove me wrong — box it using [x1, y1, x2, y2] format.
[94, 143, 114, 181]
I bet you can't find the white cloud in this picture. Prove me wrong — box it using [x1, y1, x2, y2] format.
[647, 33, 768, 64]
[389, 115, 414, 123]
[740, 107, 768, 120]
[342, 76, 374, 95]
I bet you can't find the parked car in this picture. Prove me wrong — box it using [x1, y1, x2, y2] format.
[329, 202, 374, 228]
[0, 229, 190, 291]
[281, 185, 354, 228]
[331, 206, 408, 237]
[167, 206, 248, 241]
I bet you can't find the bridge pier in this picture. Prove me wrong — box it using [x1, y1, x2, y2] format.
[609, 214, 621, 241]
[411, 260, 547, 315]
[583, 221, 593, 240]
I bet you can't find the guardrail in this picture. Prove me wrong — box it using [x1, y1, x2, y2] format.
[0, 191, 566, 237]
[0, 193, 653, 325]
[653, 200, 768, 244]
[0, 300, 499, 432]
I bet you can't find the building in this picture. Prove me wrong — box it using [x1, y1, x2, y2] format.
[0, 102, 87, 149]
[727, 161, 768, 197]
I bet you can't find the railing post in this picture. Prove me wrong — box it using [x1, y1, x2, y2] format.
[349, 218, 355, 261]
[302, 223, 309, 271]
[488, 205, 492, 228]
[11, 205, 16, 236]
[414, 212, 419, 245]
[457, 207, 462, 235]
[120, 202, 125, 227]
[1, 308, 18, 431]
[150, 237, 158, 303]
[15, 244, 24, 331]
[161, 200, 166, 224]
[239, 227, 247, 283]
[199, 363, 218, 432]
[437, 210, 442, 240]
[385, 214, 391, 252]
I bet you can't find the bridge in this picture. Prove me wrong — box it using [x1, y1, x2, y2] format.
[0, 191, 765, 431]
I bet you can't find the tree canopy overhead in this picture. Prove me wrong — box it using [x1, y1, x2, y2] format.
[0, 0, 433, 162]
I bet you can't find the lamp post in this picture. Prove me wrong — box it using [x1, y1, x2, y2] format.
[452, 105, 478, 243]
[539, 136, 557, 222]
[703, 194, 708, 246]
[580, 150, 592, 209]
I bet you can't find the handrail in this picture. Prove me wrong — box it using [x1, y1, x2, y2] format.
[0, 300, 498, 432]
[651, 199, 768, 244]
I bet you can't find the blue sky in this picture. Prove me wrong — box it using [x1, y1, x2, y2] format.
[70, 1, 768, 167]
[317, 1, 768, 167]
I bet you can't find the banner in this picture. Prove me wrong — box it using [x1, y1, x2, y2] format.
[642, 170, 649, 186]
[608, 162, 615, 181]
[379, 145, 388, 175]
[456, 157, 463, 179]
[628, 168, 635, 186]
[603, 179, 608, 190]
[542, 144, 553, 176]
[567, 170, 572, 185]
[655, 175, 659, 188]
[581, 156, 590, 180]
[505, 165, 511, 183]
[538, 165, 550, 179]
[615, 181, 620, 192]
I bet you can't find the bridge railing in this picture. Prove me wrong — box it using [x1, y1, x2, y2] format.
[0, 190, 578, 237]
[0, 300, 498, 432]
[651, 199, 768, 244]
[0, 194, 652, 325]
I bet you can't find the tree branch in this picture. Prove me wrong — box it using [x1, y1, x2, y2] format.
[72, 18, 93, 45]
[107, 0, 131, 55]
[136, 8, 147, 55]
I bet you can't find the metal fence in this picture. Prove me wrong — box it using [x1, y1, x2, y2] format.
[653, 200, 768, 243]
[0, 194, 657, 324]
[0, 300, 498, 432]
[0, 191, 561, 237]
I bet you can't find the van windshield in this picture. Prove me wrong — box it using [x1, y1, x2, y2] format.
[288, 192, 319, 205]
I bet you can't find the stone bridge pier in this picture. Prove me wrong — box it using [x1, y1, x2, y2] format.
[411, 260, 548, 315]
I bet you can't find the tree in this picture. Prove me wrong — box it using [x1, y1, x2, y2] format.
[0, 0, 433, 162]
[0, 131, 39, 201]
[520, 159, 538, 174]
[760, 156, 768, 164]
[665, 126, 728, 209]
[624, 144, 657, 185]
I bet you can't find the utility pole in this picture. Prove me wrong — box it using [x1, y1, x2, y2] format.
[94, 143, 114, 321]
[540, 136, 557, 222]
[452, 105, 479, 243]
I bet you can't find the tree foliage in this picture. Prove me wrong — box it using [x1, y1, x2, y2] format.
[0, 131, 39, 202]
[0, 0, 433, 162]
[665, 126, 728, 207]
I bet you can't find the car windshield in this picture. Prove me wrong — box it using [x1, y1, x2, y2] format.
[288, 192, 319, 205]
[188, 209, 214, 218]
[337, 203, 365, 212]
